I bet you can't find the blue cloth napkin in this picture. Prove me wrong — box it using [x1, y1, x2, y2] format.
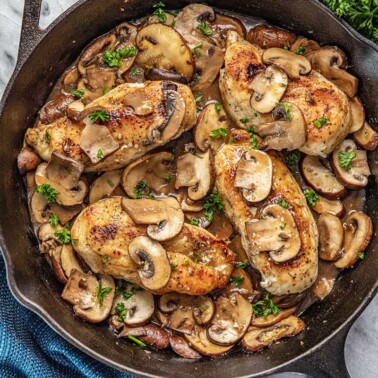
[0, 253, 133, 378]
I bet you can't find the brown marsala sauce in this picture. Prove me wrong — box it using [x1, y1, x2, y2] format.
[27, 8, 367, 320]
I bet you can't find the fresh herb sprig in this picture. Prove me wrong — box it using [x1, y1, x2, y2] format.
[203, 189, 224, 222]
[338, 150, 356, 171]
[97, 281, 112, 307]
[252, 293, 280, 318]
[36, 184, 59, 203]
[210, 128, 227, 139]
[304, 188, 319, 206]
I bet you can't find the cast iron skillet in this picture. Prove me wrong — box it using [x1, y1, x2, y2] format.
[1, 0, 377, 376]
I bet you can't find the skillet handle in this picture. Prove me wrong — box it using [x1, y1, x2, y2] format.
[277, 323, 351, 378]
[18, 0, 45, 66]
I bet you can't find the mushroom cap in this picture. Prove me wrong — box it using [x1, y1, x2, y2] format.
[318, 213, 344, 261]
[60, 244, 83, 278]
[247, 25, 296, 49]
[17, 146, 41, 175]
[353, 122, 378, 151]
[245, 204, 301, 263]
[169, 335, 202, 359]
[262, 47, 311, 78]
[312, 194, 345, 218]
[234, 150, 273, 203]
[251, 306, 297, 328]
[349, 97, 365, 133]
[118, 324, 170, 349]
[250, 66, 288, 113]
[128, 236, 171, 291]
[89, 169, 123, 204]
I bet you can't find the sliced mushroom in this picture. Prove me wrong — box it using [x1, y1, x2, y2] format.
[62, 269, 115, 323]
[35, 153, 88, 206]
[312, 277, 335, 301]
[245, 204, 301, 263]
[206, 212, 234, 241]
[234, 150, 273, 203]
[179, 191, 204, 212]
[250, 66, 288, 113]
[212, 13, 246, 41]
[262, 48, 311, 78]
[332, 139, 371, 189]
[136, 23, 194, 81]
[121, 152, 175, 198]
[128, 236, 171, 290]
[122, 197, 184, 241]
[272, 292, 306, 309]
[144, 68, 187, 83]
[79, 117, 120, 164]
[146, 12, 176, 26]
[353, 122, 378, 151]
[61, 67, 80, 92]
[66, 100, 85, 121]
[300, 155, 345, 199]
[185, 325, 233, 356]
[258, 103, 306, 151]
[318, 213, 344, 261]
[122, 90, 154, 116]
[312, 194, 345, 218]
[349, 97, 365, 133]
[175, 150, 215, 201]
[60, 244, 83, 278]
[194, 103, 230, 152]
[17, 146, 41, 175]
[242, 316, 304, 352]
[170, 335, 202, 359]
[207, 293, 252, 346]
[252, 306, 297, 328]
[335, 212, 373, 269]
[118, 324, 170, 349]
[290, 37, 321, 56]
[247, 25, 297, 49]
[39, 94, 76, 124]
[310, 46, 358, 98]
[89, 169, 122, 203]
[222, 268, 254, 300]
[111, 283, 154, 326]
[38, 222, 63, 254]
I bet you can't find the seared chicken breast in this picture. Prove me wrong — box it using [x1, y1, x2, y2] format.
[71, 197, 235, 295]
[215, 130, 318, 295]
[219, 31, 351, 157]
[25, 81, 196, 172]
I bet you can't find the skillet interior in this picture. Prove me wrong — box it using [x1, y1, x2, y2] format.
[0, 0, 377, 376]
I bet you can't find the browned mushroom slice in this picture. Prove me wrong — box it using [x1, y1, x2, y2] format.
[175, 150, 215, 201]
[89, 170, 122, 204]
[114, 22, 138, 75]
[61, 67, 80, 92]
[60, 244, 83, 278]
[310, 46, 358, 98]
[312, 194, 345, 218]
[207, 293, 252, 346]
[66, 100, 85, 121]
[349, 97, 365, 133]
[234, 150, 273, 203]
[194, 103, 230, 152]
[179, 191, 204, 212]
[353, 122, 378, 151]
[17, 146, 41, 175]
[335, 212, 373, 269]
[252, 306, 297, 328]
[144, 68, 187, 83]
[332, 139, 371, 189]
[258, 103, 306, 151]
[247, 25, 296, 49]
[318, 213, 344, 261]
[262, 48, 311, 78]
[111, 283, 154, 326]
[121, 152, 175, 198]
[122, 197, 184, 241]
[35, 153, 88, 206]
[170, 335, 202, 359]
[79, 118, 120, 164]
[212, 13, 246, 41]
[245, 204, 301, 263]
[242, 316, 304, 352]
[250, 66, 288, 113]
[185, 325, 233, 356]
[206, 212, 234, 241]
[146, 12, 175, 26]
[290, 37, 321, 56]
[118, 324, 170, 349]
[300, 155, 345, 199]
[122, 91, 154, 115]
[39, 94, 76, 124]
[136, 23, 194, 81]
[312, 277, 336, 301]
[128, 236, 171, 290]
[222, 268, 254, 299]
[62, 269, 115, 323]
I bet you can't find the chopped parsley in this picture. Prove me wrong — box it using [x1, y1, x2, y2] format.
[88, 110, 110, 123]
[35, 184, 59, 203]
[279, 199, 289, 208]
[203, 189, 224, 222]
[246, 126, 258, 150]
[239, 118, 249, 124]
[167, 9, 179, 16]
[97, 149, 104, 159]
[280, 83, 287, 87]
[314, 117, 331, 128]
[70, 88, 85, 98]
[115, 302, 127, 322]
[48, 213, 59, 227]
[193, 256, 199, 263]
[107, 179, 115, 187]
[236, 262, 248, 269]
[152, 1, 166, 23]
[195, 92, 203, 103]
[358, 252, 365, 260]
[134, 180, 148, 199]
[147, 193, 155, 200]
[165, 175, 173, 183]
[252, 293, 280, 318]
[103, 47, 136, 67]
[338, 150, 356, 171]
[171, 263, 177, 270]
[286, 150, 301, 166]
[230, 276, 244, 287]
[214, 103, 222, 112]
[168, 19, 176, 27]
[295, 46, 306, 55]
[199, 305, 209, 313]
[102, 255, 110, 264]
[45, 131, 51, 141]
[101, 85, 108, 95]
[190, 218, 200, 226]
[275, 102, 292, 120]
[97, 281, 112, 307]
[191, 42, 203, 57]
[115, 281, 126, 296]
[210, 128, 227, 139]
[123, 287, 138, 300]
[280, 222, 287, 230]
[128, 335, 146, 347]
[130, 67, 141, 76]
[304, 188, 319, 206]
[197, 21, 213, 36]
[54, 227, 77, 245]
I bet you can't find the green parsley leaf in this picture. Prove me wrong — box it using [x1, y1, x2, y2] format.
[230, 276, 244, 287]
[314, 117, 331, 128]
[210, 128, 227, 139]
[97, 149, 104, 159]
[252, 293, 280, 318]
[236, 262, 248, 269]
[45, 131, 51, 141]
[228, 137, 235, 143]
[123, 287, 138, 300]
[286, 150, 301, 166]
[214, 103, 222, 112]
[246, 126, 258, 150]
[153, 7, 167, 23]
[107, 179, 114, 187]
[203, 189, 224, 222]
[70, 88, 85, 98]
[193, 256, 199, 263]
[127, 335, 146, 347]
[103, 47, 136, 67]
[101, 85, 108, 95]
[48, 213, 59, 227]
[168, 19, 176, 27]
[165, 175, 173, 183]
[171, 263, 177, 270]
[134, 180, 148, 199]
[276, 102, 292, 120]
[54, 228, 74, 245]
[152, 1, 165, 8]
[280, 83, 287, 87]
[199, 305, 209, 313]
[197, 21, 213, 36]
[115, 302, 127, 322]
[338, 150, 356, 171]
[115, 281, 127, 296]
[239, 118, 249, 124]
[102, 255, 110, 264]
[295, 46, 306, 55]
[130, 67, 141, 76]
[167, 9, 179, 16]
[191, 42, 203, 57]
[304, 188, 319, 206]
[279, 199, 289, 208]
[190, 218, 200, 226]
[147, 193, 155, 200]
[88, 110, 110, 123]
[97, 281, 112, 307]
[282, 45, 289, 50]
[280, 222, 287, 230]
[195, 92, 203, 103]
[358, 252, 365, 260]
[35, 184, 59, 203]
